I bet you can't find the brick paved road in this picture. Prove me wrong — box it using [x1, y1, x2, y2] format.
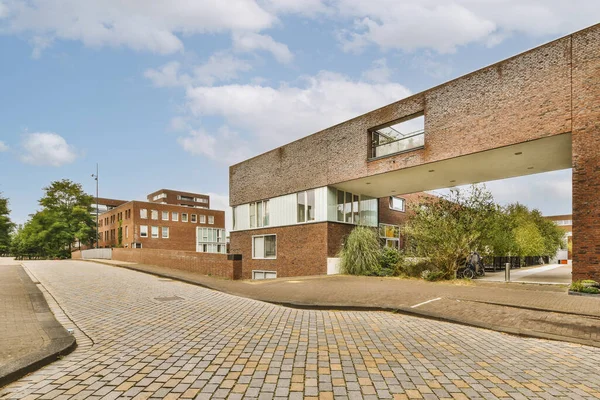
[2, 261, 600, 400]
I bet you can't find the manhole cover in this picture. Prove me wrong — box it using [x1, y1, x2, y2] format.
[154, 296, 184, 302]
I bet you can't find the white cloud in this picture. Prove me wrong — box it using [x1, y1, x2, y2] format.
[0, 141, 8, 152]
[361, 58, 392, 83]
[20, 132, 78, 166]
[232, 32, 293, 64]
[145, 52, 253, 88]
[1, 0, 274, 56]
[183, 70, 411, 157]
[177, 126, 253, 165]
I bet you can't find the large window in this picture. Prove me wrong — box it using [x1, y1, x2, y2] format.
[253, 235, 276, 259]
[250, 200, 269, 228]
[151, 210, 158, 220]
[208, 216, 214, 225]
[140, 209, 147, 219]
[197, 227, 226, 253]
[161, 211, 169, 220]
[297, 190, 315, 223]
[369, 113, 425, 159]
[191, 214, 197, 223]
[172, 212, 179, 221]
[379, 223, 401, 249]
[140, 225, 148, 237]
[151, 226, 159, 238]
[182, 213, 188, 222]
[162, 227, 169, 238]
[389, 197, 405, 212]
[335, 189, 376, 226]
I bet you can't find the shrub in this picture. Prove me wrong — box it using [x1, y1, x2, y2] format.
[423, 270, 446, 281]
[379, 246, 402, 276]
[399, 258, 434, 278]
[339, 226, 381, 276]
[571, 281, 600, 294]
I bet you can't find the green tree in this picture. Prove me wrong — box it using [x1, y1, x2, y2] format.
[403, 185, 499, 278]
[0, 193, 15, 255]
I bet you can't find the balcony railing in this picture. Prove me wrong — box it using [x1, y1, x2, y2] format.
[370, 129, 425, 159]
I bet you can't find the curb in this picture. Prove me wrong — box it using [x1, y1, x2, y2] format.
[0, 267, 77, 388]
[87, 260, 600, 349]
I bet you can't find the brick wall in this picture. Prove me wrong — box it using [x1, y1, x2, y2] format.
[230, 223, 330, 279]
[230, 31, 576, 206]
[572, 26, 600, 281]
[112, 248, 240, 279]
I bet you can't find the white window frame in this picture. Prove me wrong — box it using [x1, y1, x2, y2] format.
[161, 211, 169, 221]
[151, 226, 159, 238]
[191, 214, 197, 223]
[172, 212, 179, 221]
[389, 196, 406, 212]
[140, 225, 148, 237]
[252, 270, 277, 280]
[151, 210, 158, 220]
[252, 234, 277, 260]
[162, 226, 169, 239]
[208, 215, 215, 225]
[140, 209, 148, 219]
[200, 215, 206, 224]
[182, 213, 188, 223]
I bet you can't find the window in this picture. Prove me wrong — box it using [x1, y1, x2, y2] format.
[232, 207, 237, 231]
[162, 211, 169, 220]
[162, 227, 169, 238]
[191, 214, 197, 223]
[172, 212, 179, 221]
[389, 197, 405, 212]
[152, 193, 167, 201]
[140, 209, 147, 219]
[253, 235, 276, 259]
[195, 197, 208, 203]
[353, 194, 360, 224]
[125, 226, 129, 239]
[345, 191, 353, 223]
[337, 190, 344, 222]
[369, 113, 425, 159]
[200, 215, 206, 224]
[132, 242, 142, 249]
[197, 228, 226, 253]
[208, 215, 214, 224]
[182, 213, 188, 222]
[252, 270, 277, 280]
[297, 190, 315, 223]
[140, 225, 148, 237]
[250, 200, 269, 228]
[151, 210, 158, 220]
[151, 226, 159, 238]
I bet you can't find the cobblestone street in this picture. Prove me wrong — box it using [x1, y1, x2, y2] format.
[2, 260, 600, 400]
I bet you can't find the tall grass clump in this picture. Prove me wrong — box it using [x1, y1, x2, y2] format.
[339, 226, 381, 276]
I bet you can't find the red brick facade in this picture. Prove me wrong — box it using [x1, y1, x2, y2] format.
[146, 189, 210, 209]
[98, 200, 225, 251]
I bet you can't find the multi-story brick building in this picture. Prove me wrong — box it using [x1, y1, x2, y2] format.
[146, 189, 210, 209]
[97, 191, 225, 253]
[229, 23, 600, 281]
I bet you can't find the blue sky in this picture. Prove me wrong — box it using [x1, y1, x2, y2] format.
[1, 1, 597, 228]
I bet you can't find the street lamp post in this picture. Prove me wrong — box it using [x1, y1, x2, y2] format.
[92, 164, 99, 249]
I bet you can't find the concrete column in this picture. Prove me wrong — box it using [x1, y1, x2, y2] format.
[572, 26, 600, 281]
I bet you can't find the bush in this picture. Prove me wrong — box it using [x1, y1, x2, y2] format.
[423, 270, 446, 281]
[571, 281, 600, 294]
[379, 246, 402, 276]
[339, 226, 381, 276]
[398, 258, 434, 278]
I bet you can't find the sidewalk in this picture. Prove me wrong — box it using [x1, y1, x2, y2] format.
[89, 259, 600, 348]
[0, 259, 76, 387]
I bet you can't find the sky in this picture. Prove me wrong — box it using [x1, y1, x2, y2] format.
[0, 1, 597, 231]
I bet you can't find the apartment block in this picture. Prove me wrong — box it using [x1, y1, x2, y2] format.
[97, 192, 225, 253]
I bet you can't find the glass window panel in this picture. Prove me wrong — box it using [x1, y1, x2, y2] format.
[265, 235, 276, 258]
[249, 203, 256, 228]
[337, 190, 344, 222]
[263, 201, 269, 226]
[345, 192, 353, 223]
[257, 201, 263, 227]
[353, 194, 360, 224]
[307, 190, 315, 221]
[253, 236, 264, 258]
[297, 192, 306, 223]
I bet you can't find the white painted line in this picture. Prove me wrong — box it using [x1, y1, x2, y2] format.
[410, 297, 442, 309]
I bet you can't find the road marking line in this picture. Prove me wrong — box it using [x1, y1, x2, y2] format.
[411, 297, 442, 308]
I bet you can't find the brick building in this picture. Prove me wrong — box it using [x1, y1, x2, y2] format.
[146, 189, 210, 209]
[545, 214, 573, 262]
[229, 23, 600, 281]
[97, 191, 225, 253]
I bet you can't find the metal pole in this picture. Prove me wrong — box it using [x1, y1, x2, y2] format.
[505, 262, 510, 282]
[93, 164, 99, 249]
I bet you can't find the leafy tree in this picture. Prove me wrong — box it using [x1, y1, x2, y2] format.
[11, 180, 94, 259]
[0, 193, 15, 255]
[403, 185, 499, 278]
